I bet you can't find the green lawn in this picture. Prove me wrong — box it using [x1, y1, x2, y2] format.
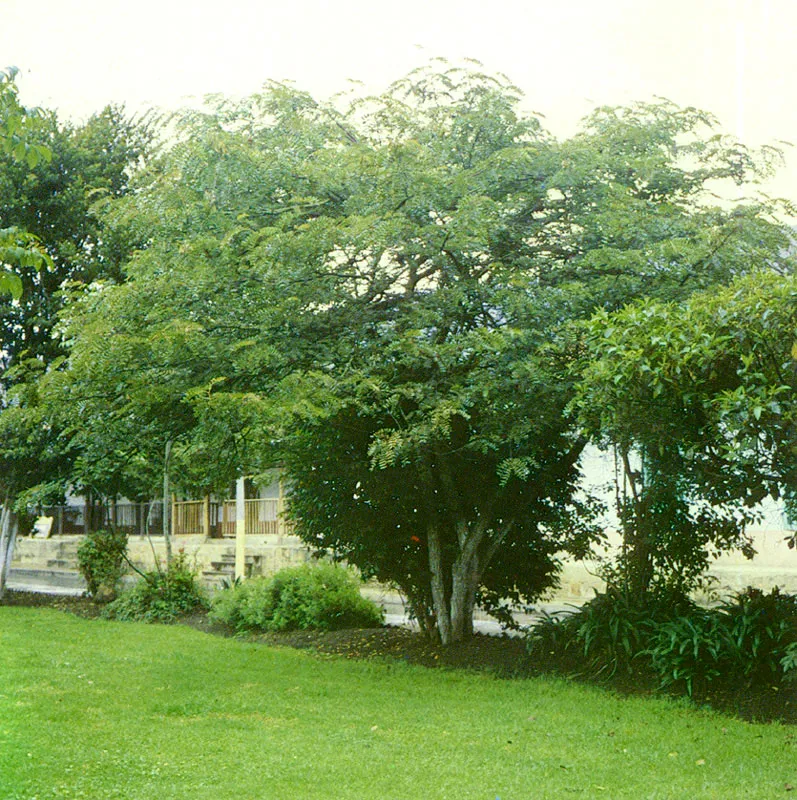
[0, 609, 794, 799]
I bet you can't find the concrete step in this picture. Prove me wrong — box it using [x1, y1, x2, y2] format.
[7, 567, 86, 595]
[46, 559, 77, 570]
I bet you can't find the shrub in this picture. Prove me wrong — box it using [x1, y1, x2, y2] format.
[528, 585, 797, 701]
[720, 587, 797, 685]
[527, 587, 693, 680]
[646, 587, 797, 697]
[104, 552, 208, 623]
[782, 642, 797, 681]
[210, 562, 384, 633]
[647, 609, 736, 697]
[77, 528, 128, 600]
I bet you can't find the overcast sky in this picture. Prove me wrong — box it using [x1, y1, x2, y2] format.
[2, 0, 796, 203]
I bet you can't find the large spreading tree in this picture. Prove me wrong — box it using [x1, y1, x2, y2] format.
[37, 65, 794, 641]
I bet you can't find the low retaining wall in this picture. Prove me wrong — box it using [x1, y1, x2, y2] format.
[8, 533, 312, 594]
[550, 526, 797, 602]
[9, 527, 797, 602]
[123, 533, 311, 587]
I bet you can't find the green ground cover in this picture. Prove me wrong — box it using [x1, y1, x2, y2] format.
[0, 608, 794, 799]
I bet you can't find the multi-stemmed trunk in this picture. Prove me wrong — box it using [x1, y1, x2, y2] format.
[426, 518, 508, 645]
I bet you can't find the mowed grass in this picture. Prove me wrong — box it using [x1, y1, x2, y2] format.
[0, 609, 795, 800]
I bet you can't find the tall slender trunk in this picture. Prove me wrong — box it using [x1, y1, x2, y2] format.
[620, 448, 653, 597]
[0, 501, 18, 601]
[162, 440, 173, 566]
[449, 545, 484, 642]
[0, 502, 10, 599]
[449, 560, 472, 642]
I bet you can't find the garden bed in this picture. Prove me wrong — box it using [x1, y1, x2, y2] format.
[3, 589, 794, 723]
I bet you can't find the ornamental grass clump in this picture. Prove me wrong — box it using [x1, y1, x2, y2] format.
[210, 562, 384, 633]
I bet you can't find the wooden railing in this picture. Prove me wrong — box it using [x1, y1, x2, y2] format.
[245, 498, 280, 536]
[174, 498, 287, 538]
[172, 500, 207, 536]
[39, 497, 289, 539]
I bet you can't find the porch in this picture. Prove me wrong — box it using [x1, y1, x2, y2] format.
[37, 496, 290, 539]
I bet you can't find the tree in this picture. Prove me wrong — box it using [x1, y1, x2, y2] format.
[0, 103, 151, 378]
[0, 65, 54, 597]
[256, 74, 791, 641]
[0, 67, 51, 300]
[43, 64, 793, 641]
[577, 269, 797, 594]
[0, 98, 150, 596]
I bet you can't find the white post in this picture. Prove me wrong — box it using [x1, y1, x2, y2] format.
[235, 477, 246, 581]
[0, 501, 11, 600]
[202, 495, 211, 539]
[277, 476, 285, 540]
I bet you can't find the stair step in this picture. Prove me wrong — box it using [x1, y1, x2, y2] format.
[7, 567, 86, 594]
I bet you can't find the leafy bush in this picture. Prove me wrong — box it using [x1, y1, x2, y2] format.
[527, 587, 693, 680]
[782, 642, 797, 681]
[104, 552, 208, 623]
[528, 586, 797, 704]
[77, 528, 128, 600]
[210, 562, 384, 633]
[720, 587, 797, 684]
[648, 587, 797, 696]
[647, 609, 736, 697]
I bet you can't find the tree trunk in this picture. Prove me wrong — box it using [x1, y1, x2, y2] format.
[449, 547, 482, 642]
[626, 523, 654, 597]
[449, 561, 471, 643]
[462, 560, 480, 638]
[427, 522, 487, 645]
[620, 448, 654, 597]
[427, 524, 452, 645]
[0, 502, 19, 601]
[162, 440, 173, 566]
[425, 511, 512, 644]
[0, 502, 10, 599]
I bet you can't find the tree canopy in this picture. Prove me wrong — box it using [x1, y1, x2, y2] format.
[577, 270, 797, 580]
[20, 64, 797, 641]
[0, 67, 52, 300]
[0, 100, 151, 512]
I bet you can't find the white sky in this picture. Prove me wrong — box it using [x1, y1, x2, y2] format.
[2, 0, 796, 203]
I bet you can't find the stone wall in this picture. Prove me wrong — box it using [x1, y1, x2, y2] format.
[9, 526, 797, 602]
[9, 533, 312, 594]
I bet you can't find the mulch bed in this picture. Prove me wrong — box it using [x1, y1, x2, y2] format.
[3, 590, 794, 723]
